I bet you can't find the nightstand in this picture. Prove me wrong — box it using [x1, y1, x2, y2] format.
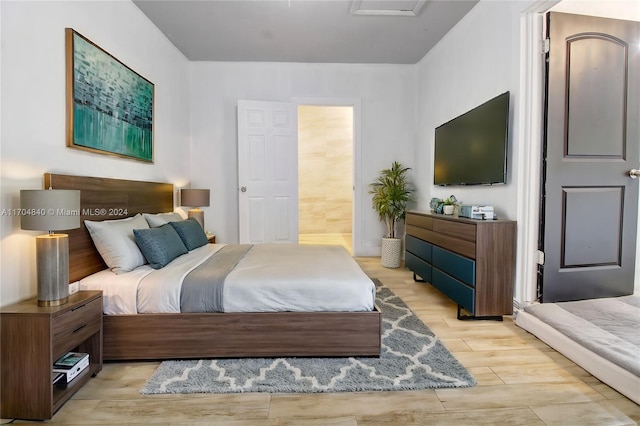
[207, 233, 216, 243]
[1, 290, 103, 420]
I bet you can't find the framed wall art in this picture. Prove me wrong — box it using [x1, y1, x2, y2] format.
[65, 28, 154, 162]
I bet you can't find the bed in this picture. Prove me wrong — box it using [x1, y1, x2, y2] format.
[45, 173, 381, 360]
[515, 296, 640, 404]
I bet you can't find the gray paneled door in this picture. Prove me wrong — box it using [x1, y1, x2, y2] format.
[541, 12, 640, 302]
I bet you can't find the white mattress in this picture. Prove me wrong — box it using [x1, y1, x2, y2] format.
[516, 307, 640, 404]
[80, 243, 375, 315]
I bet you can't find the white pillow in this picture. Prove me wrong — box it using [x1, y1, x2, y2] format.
[143, 212, 184, 228]
[85, 213, 149, 274]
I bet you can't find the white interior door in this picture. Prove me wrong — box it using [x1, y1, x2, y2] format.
[238, 100, 298, 244]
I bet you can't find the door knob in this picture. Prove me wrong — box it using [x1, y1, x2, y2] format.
[629, 169, 640, 179]
[240, 186, 247, 192]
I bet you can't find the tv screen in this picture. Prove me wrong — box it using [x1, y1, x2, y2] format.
[434, 92, 510, 186]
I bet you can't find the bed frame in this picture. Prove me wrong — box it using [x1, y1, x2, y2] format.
[45, 173, 381, 360]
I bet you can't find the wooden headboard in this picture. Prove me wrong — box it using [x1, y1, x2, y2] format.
[45, 173, 174, 282]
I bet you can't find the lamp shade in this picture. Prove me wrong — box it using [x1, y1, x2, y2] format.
[180, 189, 210, 207]
[20, 190, 81, 231]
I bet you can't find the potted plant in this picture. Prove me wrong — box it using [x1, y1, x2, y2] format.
[430, 195, 458, 215]
[442, 195, 458, 215]
[369, 161, 414, 268]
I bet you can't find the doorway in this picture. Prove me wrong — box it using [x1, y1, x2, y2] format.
[516, 0, 640, 305]
[297, 105, 354, 253]
[539, 11, 639, 302]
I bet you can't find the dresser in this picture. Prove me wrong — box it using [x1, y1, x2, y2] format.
[405, 211, 516, 319]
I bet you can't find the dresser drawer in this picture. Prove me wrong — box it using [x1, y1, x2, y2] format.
[53, 297, 102, 353]
[406, 235, 432, 262]
[406, 213, 433, 230]
[433, 219, 476, 242]
[433, 246, 475, 286]
[405, 252, 432, 283]
[432, 269, 475, 314]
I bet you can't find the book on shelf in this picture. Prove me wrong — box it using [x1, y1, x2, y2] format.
[53, 352, 89, 369]
[52, 352, 89, 384]
[52, 372, 65, 385]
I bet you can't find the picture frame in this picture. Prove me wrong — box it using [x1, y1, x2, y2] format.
[65, 28, 154, 163]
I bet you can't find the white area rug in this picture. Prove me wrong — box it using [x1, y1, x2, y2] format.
[140, 281, 476, 394]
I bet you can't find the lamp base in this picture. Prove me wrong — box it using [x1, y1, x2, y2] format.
[38, 296, 69, 307]
[36, 234, 70, 307]
[188, 209, 205, 231]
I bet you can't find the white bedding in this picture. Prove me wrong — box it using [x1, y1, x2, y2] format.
[80, 243, 376, 314]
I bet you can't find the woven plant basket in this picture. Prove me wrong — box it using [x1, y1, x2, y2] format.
[381, 237, 402, 268]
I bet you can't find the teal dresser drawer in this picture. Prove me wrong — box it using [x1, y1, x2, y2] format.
[406, 235, 432, 262]
[405, 252, 432, 283]
[432, 269, 475, 314]
[432, 246, 475, 286]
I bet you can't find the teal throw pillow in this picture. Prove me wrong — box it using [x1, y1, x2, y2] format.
[169, 218, 209, 251]
[133, 224, 188, 269]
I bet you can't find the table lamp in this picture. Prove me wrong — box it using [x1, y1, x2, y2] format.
[20, 189, 81, 306]
[180, 188, 210, 230]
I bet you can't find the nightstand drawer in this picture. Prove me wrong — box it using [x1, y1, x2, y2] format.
[53, 297, 102, 348]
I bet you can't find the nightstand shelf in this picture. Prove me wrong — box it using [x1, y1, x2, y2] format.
[1, 290, 103, 420]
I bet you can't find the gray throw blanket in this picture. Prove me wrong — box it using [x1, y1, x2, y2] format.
[180, 244, 253, 312]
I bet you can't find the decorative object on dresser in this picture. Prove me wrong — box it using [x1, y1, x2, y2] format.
[20, 189, 81, 306]
[405, 210, 516, 320]
[442, 195, 459, 215]
[180, 188, 210, 230]
[429, 195, 459, 215]
[0, 291, 103, 420]
[369, 161, 414, 268]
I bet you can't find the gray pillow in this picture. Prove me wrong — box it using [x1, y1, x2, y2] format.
[133, 224, 188, 269]
[84, 213, 149, 274]
[169, 218, 209, 251]
[143, 212, 184, 228]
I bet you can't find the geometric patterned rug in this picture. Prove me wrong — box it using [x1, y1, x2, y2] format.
[140, 280, 476, 394]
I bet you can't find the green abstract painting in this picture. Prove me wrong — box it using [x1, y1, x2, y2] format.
[66, 29, 154, 162]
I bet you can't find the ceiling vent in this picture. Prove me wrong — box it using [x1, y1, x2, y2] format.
[350, 0, 427, 16]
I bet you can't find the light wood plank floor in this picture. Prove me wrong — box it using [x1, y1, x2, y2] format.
[14, 258, 639, 425]
[299, 233, 353, 254]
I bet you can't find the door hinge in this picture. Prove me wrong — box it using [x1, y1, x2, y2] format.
[542, 38, 550, 54]
[537, 250, 545, 265]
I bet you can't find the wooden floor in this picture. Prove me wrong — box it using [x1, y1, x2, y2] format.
[14, 258, 639, 425]
[299, 233, 353, 254]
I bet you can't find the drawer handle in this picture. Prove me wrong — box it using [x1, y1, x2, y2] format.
[71, 304, 86, 311]
[72, 324, 87, 333]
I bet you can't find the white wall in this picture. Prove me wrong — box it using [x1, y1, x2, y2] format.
[189, 62, 417, 255]
[415, 1, 525, 219]
[416, 0, 536, 303]
[0, 1, 191, 306]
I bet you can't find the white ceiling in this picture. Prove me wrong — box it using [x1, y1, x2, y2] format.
[133, 0, 478, 64]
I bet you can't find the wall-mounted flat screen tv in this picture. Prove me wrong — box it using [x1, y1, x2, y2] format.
[434, 91, 510, 186]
